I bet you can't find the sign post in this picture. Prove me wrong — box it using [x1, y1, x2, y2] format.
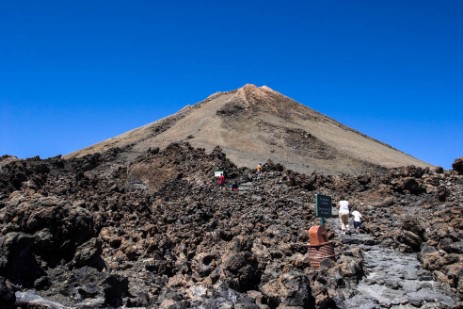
[315, 194, 332, 225]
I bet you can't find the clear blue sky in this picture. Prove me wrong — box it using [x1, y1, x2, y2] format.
[1, 1, 461, 169]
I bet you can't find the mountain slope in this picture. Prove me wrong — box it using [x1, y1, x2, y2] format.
[68, 84, 432, 174]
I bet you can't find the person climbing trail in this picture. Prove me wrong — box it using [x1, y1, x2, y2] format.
[336, 196, 350, 234]
[256, 162, 262, 179]
[218, 173, 226, 191]
[351, 208, 362, 233]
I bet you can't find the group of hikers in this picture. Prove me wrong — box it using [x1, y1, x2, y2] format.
[336, 195, 363, 234]
[216, 172, 239, 191]
[215, 161, 264, 192]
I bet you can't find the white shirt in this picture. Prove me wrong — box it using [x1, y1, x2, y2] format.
[351, 210, 362, 222]
[338, 200, 350, 214]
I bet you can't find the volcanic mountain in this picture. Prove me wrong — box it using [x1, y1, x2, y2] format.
[1, 85, 462, 308]
[68, 84, 432, 174]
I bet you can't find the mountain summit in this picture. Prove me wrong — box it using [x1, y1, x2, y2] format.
[68, 84, 432, 174]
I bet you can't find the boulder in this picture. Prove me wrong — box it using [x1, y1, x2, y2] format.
[260, 271, 314, 308]
[0, 277, 15, 309]
[72, 238, 104, 270]
[58, 266, 129, 308]
[0, 232, 45, 287]
[222, 248, 260, 292]
[191, 252, 218, 279]
[452, 157, 463, 175]
[397, 230, 422, 251]
[392, 177, 425, 194]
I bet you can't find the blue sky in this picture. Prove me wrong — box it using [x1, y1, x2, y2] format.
[1, 1, 461, 169]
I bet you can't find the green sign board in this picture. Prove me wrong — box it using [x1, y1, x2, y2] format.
[316, 194, 332, 218]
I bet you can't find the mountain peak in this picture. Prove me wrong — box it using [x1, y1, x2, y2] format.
[241, 83, 259, 89]
[238, 84, 276, 94]
[237, 84, 270, 101]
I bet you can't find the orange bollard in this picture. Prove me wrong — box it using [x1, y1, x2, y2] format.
[308, 225, 329, 245]
[308, 225, 335, 268]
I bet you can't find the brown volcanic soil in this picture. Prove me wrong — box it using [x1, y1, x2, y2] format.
[0, 147, 461, 308]
[67, 84, 433, 175]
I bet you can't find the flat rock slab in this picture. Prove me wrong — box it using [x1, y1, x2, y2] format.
[327, 217, 460, 308]
[342, 245, 458, 308]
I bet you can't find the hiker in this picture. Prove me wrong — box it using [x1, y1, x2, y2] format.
[336, 196, 350, 233]
[231, 182, 239, 192]
[256, 162, 262, 178]
[351, 208, 362, 233]
[218, 173, 226, 190]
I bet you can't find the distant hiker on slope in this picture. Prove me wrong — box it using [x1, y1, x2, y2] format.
[256, 162, 262, 179]
[218, 173, 226, 191]
[336, 196, 350, 234]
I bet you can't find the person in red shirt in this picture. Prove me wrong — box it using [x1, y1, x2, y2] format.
[218, 173, 225, 190]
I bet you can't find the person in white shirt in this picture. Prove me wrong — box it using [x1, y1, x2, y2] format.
[336, 196, 350, 232]
[351, 209, 362, 233]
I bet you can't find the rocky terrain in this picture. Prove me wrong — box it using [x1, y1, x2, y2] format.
[0, 144, 461, 308]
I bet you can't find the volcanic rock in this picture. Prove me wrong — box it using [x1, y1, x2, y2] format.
[452, 157, 463, 175]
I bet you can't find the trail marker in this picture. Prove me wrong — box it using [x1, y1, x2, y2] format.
[315, 194, 332, 225]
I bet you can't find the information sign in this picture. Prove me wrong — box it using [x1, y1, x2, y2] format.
[316, 194, 332, 218]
